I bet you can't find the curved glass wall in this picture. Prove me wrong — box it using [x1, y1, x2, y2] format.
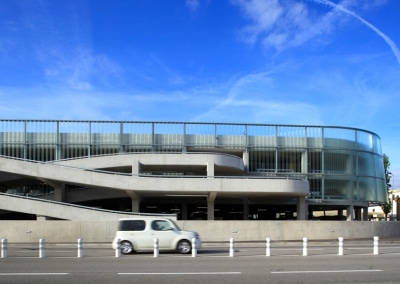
[0, 120, 387, 203]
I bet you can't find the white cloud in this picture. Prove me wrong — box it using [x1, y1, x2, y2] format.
[233, 0, 398, 57]
[186, 0, 200, 11]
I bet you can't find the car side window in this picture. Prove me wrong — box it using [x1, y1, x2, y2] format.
[151, 220, 170, 231]
[119, 220, 145, 231]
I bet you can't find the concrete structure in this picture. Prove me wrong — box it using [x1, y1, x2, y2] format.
[0, 120, 387, 222]
[1, 220, 400, 243]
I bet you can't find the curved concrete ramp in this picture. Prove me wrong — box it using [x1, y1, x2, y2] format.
[0, 155, 309, 197]
[0, 193, 175, 221]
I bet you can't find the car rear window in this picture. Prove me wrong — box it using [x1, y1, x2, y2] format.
[119, 220, 146, 231]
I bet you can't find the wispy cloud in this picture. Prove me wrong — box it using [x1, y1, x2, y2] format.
[232, 0, 340, 51]
[186, 0, 200, 11]
[233, 0, 399, 63]
[311, 0, 400, 65]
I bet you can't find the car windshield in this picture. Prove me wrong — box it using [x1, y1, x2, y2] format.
[169, 219, 181, 231]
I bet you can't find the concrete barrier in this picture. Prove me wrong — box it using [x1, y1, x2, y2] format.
[0, 220, 400, 243]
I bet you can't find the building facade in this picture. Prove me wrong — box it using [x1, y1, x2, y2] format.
[0, 120, 387, 221]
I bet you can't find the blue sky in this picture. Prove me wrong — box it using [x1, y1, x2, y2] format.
[0, 0, 399, 187]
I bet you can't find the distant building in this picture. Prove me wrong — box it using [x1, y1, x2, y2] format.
[0, 120, 387, 221]
[369, 188, 400, 221]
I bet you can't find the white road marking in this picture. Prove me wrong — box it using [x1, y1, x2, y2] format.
[272, 269, 383, 274]
[0, 273, 68, 276]
[118, 272, 241, 275]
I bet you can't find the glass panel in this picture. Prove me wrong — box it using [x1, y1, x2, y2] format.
[324, 128, 355, 149]
[277, 126, 306, 148]
[357, 131, 374, 151]
[308, 177, 322, 199]
[0, 121, 24, 157]
[374, 155, 385, 179]
[277, 149, 303, 173]
[358, 177, 378, 201]
[26, 121, 57, 143]
[357, 152, 375, 176]
[306, 127, 323, 148]
[248, 148, 275, 173]
[186, 123, 215, 147]
[247, 125, 275, 147]
[122, 122, 152, 152]
[0, 120, 25, 143]
[376, 178, 388, 203]
[372, 135, 382, 155]
[216, 124, 246, 147]
[308, 150, 322, 173]
[90, 122, 120, 156]
[154, 123, 183, 151]
[324, 176, 351, 200]
[324, 150, 354, 174]
[58, 121, 89, 159]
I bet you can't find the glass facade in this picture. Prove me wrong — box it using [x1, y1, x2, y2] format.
[0, 119, 387, 205]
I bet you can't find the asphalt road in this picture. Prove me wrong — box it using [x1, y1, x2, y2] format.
[1, 240, 400, 283]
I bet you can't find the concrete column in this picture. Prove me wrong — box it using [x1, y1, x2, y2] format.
[207, 192, 217, 220]
[38, 178, 65, 202]
[132, 162, 141, 175]
[182, 203, 188, 220]
[355, 208, 362, 221]
[54, 184, 65, 202]
[242, 151, 249, 173]
[297, 196, 307, 220]
[243, 198, 249, 220]
[126, 191, 140, 213]
[363, 207, 369, 221]
[207, 162, 214, 178]
[346, 205, 354, 221]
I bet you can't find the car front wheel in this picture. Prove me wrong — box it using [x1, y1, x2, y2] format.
[177, 240, 192, 254]
[120, 241, 134, 254]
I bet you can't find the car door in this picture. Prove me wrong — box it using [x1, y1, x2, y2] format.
[150, 220, 179, 250]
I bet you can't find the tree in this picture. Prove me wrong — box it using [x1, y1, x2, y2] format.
[381, 154, 393, 220]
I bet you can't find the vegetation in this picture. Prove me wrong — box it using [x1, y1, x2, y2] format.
[381, 154, 393, 220]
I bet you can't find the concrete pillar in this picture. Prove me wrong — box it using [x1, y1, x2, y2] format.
[243, 151, 249, 173]
[54, 184, 65, 202]
[207, 162, 214, 178]
[182, 203, 188, 220]
[346, 205, 354, 221]
[208, 192, 217, 220]
[38, 178, 65, 202]
[297, 196, 307, 220]
[132, 162, 141, 175]
[363, 207, 369, 221]
[355, 208, 362, 221]
[126, 191, 140, 213]
[243, 198, 249, 220]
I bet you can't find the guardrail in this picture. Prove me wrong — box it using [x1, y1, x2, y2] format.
[1, 237, 382, 259]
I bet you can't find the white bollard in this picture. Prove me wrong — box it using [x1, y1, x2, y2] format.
[77, 238, 83, 258]
[154, 238, 159, 257]
[338, 237, 344, 256]
[39, 239, 45, 258]
[115, 239, 121, 258]
[302, 237, 308, 256]
[192, 238, 197, 257]
[266, 237, 271, 257]
[1, 239, 7, 258]
[373, 236, 379, 255]
[229, 238, 235, 257]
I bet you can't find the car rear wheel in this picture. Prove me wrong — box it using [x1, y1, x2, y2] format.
[120, 241, 134, 254]
[177, 240, 191, 254]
